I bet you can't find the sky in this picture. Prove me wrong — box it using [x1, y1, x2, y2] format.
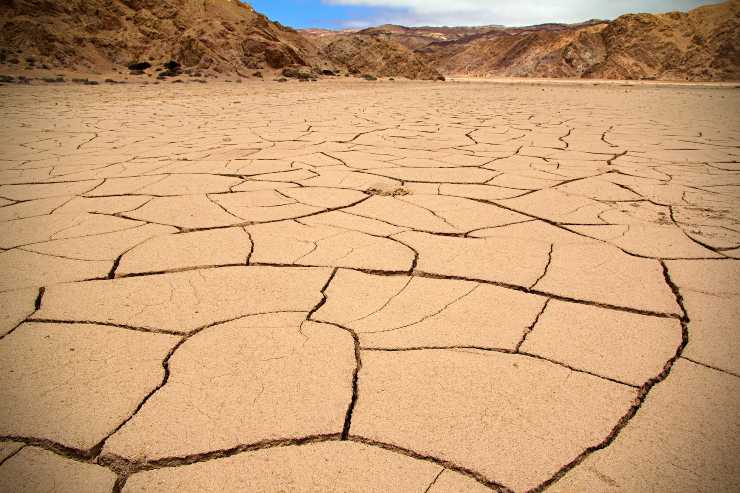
[246, 0, 718, 29]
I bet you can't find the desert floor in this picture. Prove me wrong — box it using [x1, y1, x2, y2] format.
[0, 80, 739, 492]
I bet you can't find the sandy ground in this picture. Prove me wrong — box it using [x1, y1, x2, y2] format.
[0, 80, 739, 492]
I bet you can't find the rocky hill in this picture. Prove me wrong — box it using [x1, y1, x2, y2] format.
[418, 22, 609, 78]
[0, 0, 323, 78]
[320, 35, 443, 80]
[588, 0, 740, 80]
[392, 1, 740, 81]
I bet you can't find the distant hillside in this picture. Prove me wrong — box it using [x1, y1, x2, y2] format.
[418, 22, 611, 79]
[417, 0, 739, 80]
[304, 0, 740, 81]
[320, 35, 443, 80]
[354, 24, 504, 50]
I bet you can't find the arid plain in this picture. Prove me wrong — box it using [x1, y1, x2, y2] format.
[0, 80, 739, 492]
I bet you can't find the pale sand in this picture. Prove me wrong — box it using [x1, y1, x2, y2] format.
[0, 80, 738, 492]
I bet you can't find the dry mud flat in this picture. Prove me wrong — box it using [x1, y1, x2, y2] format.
[0, 80, 739, 492]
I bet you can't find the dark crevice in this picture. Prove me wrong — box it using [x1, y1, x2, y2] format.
[111, 474, 128, 493]
[99, 435, 341, 476]
[341, 329, 362, 441]
[27, 312, 308, 337]
[244, 229, 254, 265]
[412, 270, 681, 320]
[557, 128, 572, 149]
[362, 346, 638, 388]
[116, 263, 247, 278]
[26, 318, 186, 336]
[108, 255, 122, 279]
[34, 286, 45, 310]
[601, 127, 618, 148]
[515, 298, 550, 352]
[347, 436, 513, 493]
[309, 320, 362, 441]
[529, 243, 554, 290]
[607, 150, 628, 166]
[306, 267, 338, 321]
[0, 289, 46, 342]
[423, 469, 446, 493]
[0, 434, 98, 463]
[0, 444, 25, 468]
[680, 357, 740, 379]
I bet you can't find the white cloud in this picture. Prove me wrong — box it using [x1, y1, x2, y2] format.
[325, 0, 717, 27]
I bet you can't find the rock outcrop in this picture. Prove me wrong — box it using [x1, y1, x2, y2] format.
[418, 22, 609, 78]
[587, 0, 740, 80]
[321, 35, 443, 80]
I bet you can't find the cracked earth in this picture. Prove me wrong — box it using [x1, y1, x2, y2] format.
[0, 80, 739, 492]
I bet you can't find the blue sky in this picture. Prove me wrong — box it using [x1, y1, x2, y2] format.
[247, 0, 717, 29]
[248, 0, 384, 28]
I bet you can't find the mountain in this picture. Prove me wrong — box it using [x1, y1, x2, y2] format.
[415, 22, 609, 78]
[587, 0, 740, 80]
[0, 0, 322, 77]
[360, 1, 740, 81]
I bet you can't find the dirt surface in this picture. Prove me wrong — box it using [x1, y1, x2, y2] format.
[0, 79, 739, 492]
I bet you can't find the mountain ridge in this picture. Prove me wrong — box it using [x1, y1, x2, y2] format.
[302, 0, 740, 81]
[0, 0, 738, 81]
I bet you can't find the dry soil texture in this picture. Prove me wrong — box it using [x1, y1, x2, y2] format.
[0, 80, 739, 492]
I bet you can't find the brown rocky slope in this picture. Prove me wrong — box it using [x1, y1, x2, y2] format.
[589, 0, 740, 80]
[320, 35, 443, 80]
[418, 22, 610, 79]
[0, 0, 323, 77]
[414, 0, 740, 80]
